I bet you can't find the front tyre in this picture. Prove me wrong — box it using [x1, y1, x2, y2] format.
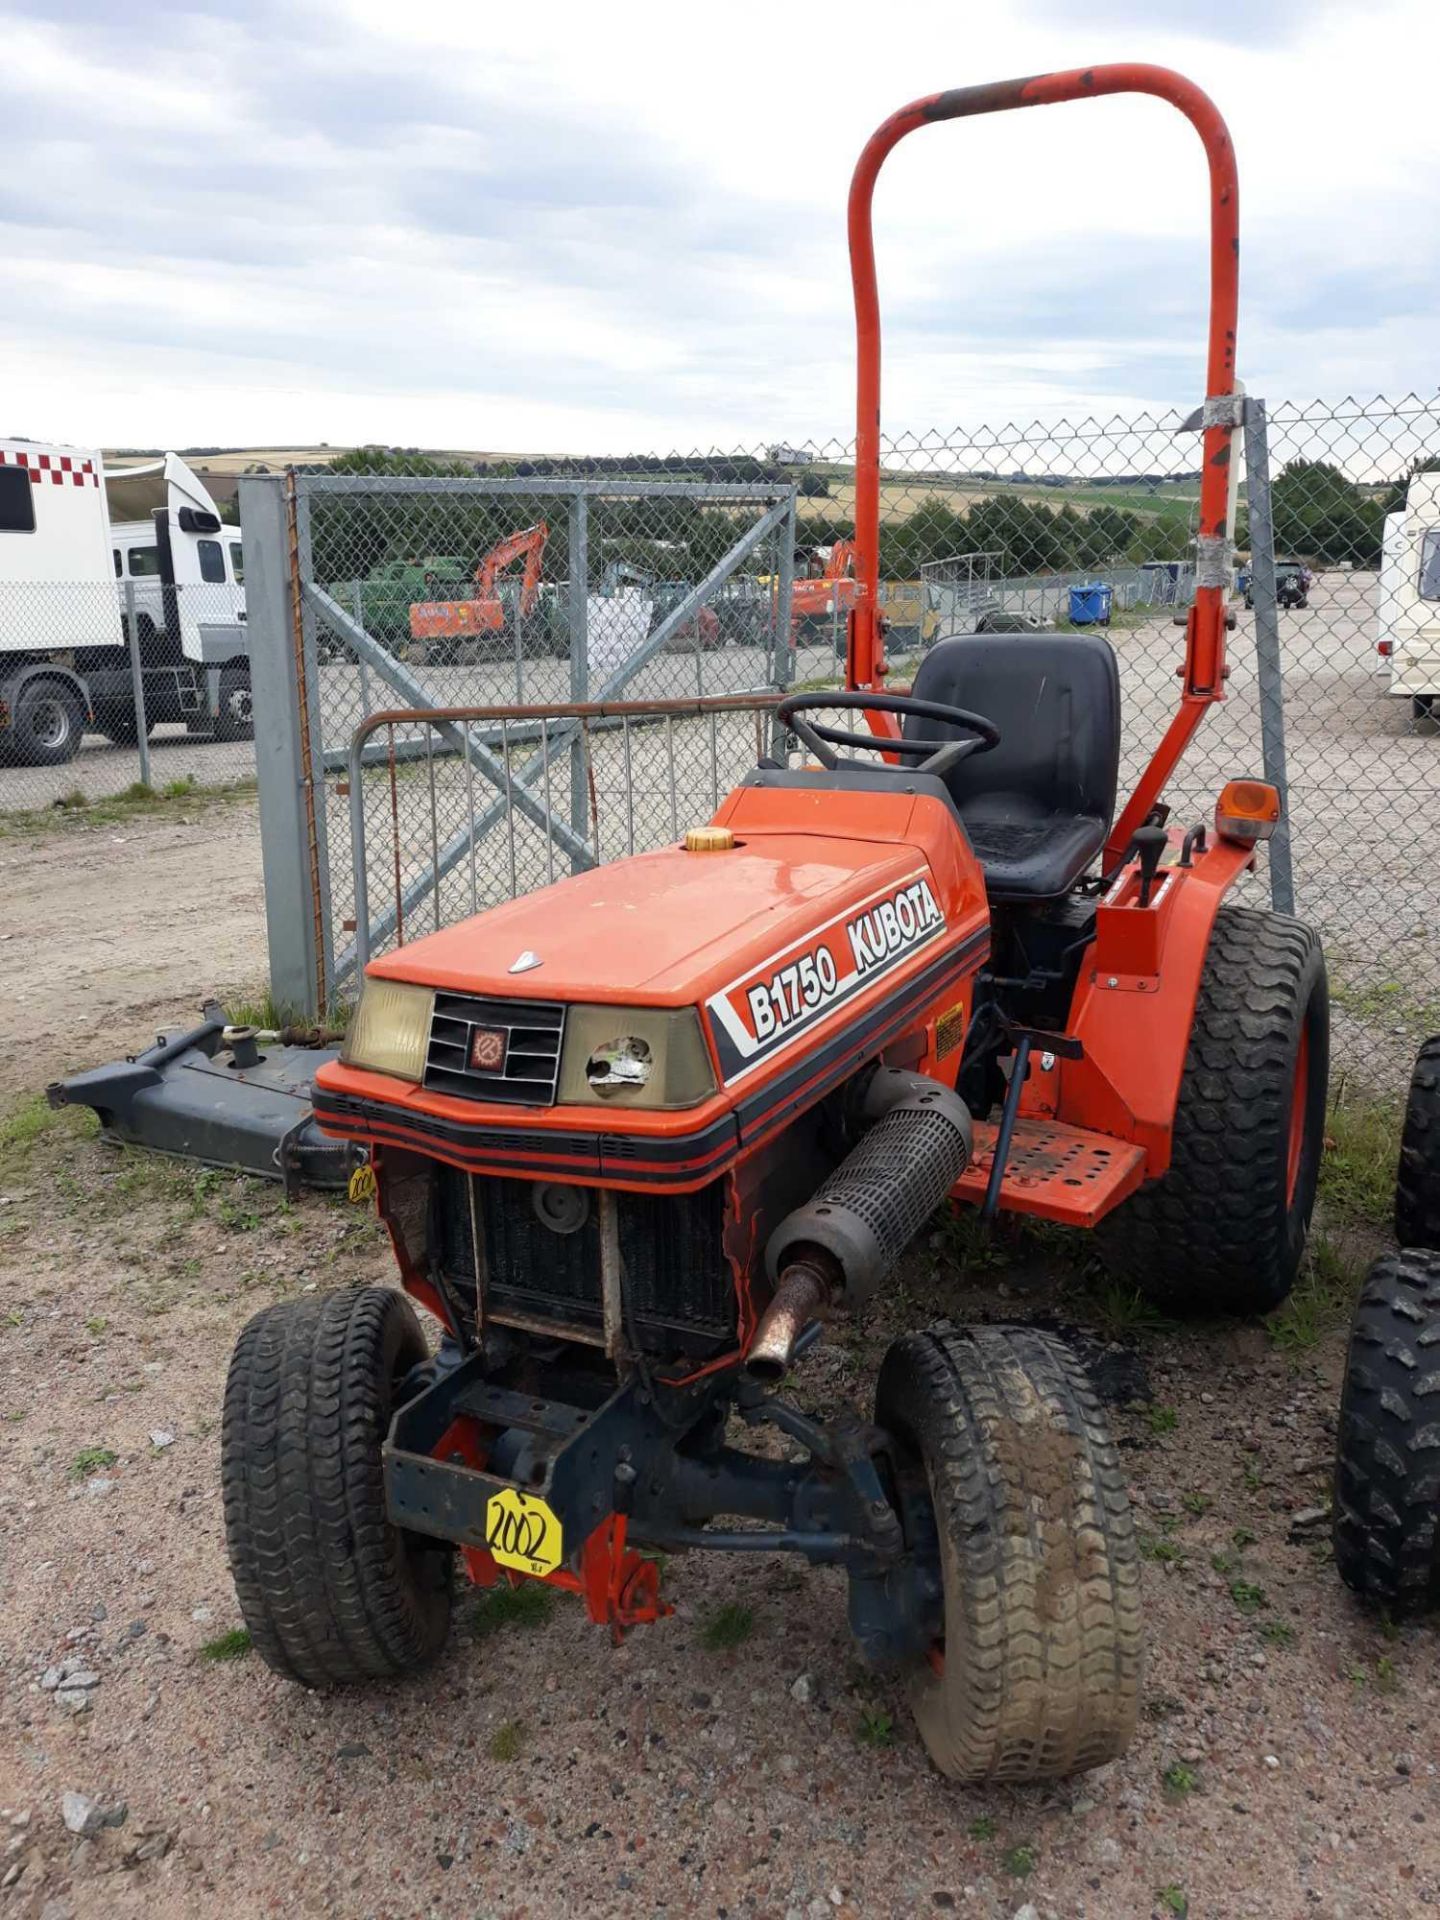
[214, 665, 254, 742]
[221, 1285, 452, 1687]
[1333, 1250, 1440, 1617]
[876, 1325, 1141, 1783]
[1396, 1038, 1440, 1247]
[1100, 906, 1328, 1316]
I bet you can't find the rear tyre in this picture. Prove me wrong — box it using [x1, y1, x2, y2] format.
[221, 1285, 452, 1688]
[214, 665, 254, 742]
[1332, 1250, 1440, 1617]
[1099, 906, 1328, 1316]
[1396, 1038, 1440, 1248]
[1413, 695, 1438, 724]
[876, 1325, 1141, 1783]
[4, 679, 85, 767]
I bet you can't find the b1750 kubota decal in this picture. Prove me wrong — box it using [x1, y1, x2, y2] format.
[706, 870, 946, 1083]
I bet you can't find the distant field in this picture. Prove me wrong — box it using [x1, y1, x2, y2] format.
[798, 469, 1201, 525]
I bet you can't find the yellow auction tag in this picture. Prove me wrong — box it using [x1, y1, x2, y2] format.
[484, 1488, 563, 1577]
[347, 1163, 377, 1204]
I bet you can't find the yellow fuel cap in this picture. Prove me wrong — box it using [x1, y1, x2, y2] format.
[684, 825, 735, 852]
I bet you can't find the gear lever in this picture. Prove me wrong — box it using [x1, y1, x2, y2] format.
[1131, 823, 1169, 908]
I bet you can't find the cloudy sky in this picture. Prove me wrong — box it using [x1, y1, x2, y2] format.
[1, 0, 1437, 456]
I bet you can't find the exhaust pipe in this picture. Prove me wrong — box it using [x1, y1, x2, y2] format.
[745, 1259, 834, 1383]
[746, 1069, 972, 1378]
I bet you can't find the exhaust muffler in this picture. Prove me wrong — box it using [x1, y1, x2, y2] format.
[746, 1068, 972, 1378]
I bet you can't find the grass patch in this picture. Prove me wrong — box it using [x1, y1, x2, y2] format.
[1229, 1579, 1268, 1615]
[471, 1581, 556, 1639]
[200, 1627, 252, 1662]
[1267, 1233, 1364, 1351]
[1157, 1888, 1189, 1917]
[968, 1815, 997, 1842]
[700, 1603, 755, 1652]
[1260, 1620, 1296, 1648]
[489, 1719, 524, 1761]
[68, 1446, 118, 1479]
[1079, 1276, 1177, 1338]
[1320, 1088, 1403, 1226]
[1162, 1760, 1199, 1799]
[1001, 1844, 1036, 1879]
[1147, 1404, 1179, 1435]
[0, 774, 256, 841]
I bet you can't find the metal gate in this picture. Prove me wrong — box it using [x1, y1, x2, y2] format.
[239, 470, 798, 1015]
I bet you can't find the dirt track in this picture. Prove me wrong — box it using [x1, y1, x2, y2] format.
[0, 804, 268, 1102]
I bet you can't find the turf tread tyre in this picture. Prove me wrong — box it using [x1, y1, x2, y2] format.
[1395, 1038, 1440, 1249]
[222, 1285, 451, 1687]
[1332, 1249, 1440, 1617]
[1099, 905, 1327, 1315]
[876, 1324, 1141, 1783]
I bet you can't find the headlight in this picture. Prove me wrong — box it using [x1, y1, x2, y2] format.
[557, 1006, 716, 1110]
[341, 978, 434, 1082]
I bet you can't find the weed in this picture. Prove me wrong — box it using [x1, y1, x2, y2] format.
[0, 776, 256, 842]
[701, 1603, 755, 1652]
[84, 1317, 108, 1336]
[1083, 1277, 1177, 1338]
[1229, 1579, 1268, 1615]
[1320, 1089, 1403, 1226]
[1373, 1655, 1401, 1695]
[471, 1581, 556, 1639]
[1148, 1404, 1179, 1435]
[1157, 1888, 1189, 1917]
[1181, 1492, 1210, 1517]
[856, 1705, 895, 1748]
[1, 1310, 22, 1331]
[1260, 1620, 1296, 1648]
[69, 1446, 118, 1479]
[1139, 1534, 1183, 1565]
[1001, 1844, 1036, 1879]
[1267, 1234, 1364, 1351]
[968, 1815, 997, 1842]
[1144, 1693, 1185, 1722]
[1162, 1761, 1199, 1798]
[1232, 1526, 1257, 1550]
[489, 1719, 524, 1761]
[200, 1628, 252, 1662]
[1242, 1459, 1263, 1493]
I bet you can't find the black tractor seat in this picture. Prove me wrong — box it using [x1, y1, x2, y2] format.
[904, 632, 1122, 902]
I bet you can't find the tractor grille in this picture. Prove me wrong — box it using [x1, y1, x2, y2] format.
[435, 1167, 735, 1357]
[423, 993, 565, 1106]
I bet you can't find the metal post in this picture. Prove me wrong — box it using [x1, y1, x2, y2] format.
[351, 579, 372, 717]
[241, 473, 330, 1018]
[513, 577, 526, 704]
[124, 579, 151, 788]
[568, 492, 589, 867]
[1241, 398, 1297, 915]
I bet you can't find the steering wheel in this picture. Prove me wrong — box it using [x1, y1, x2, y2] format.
[777, 690, 1001, 780]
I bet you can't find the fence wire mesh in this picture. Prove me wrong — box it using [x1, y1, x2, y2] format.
[0, 576, 253, 813]
[290, 396, 1440, 1089]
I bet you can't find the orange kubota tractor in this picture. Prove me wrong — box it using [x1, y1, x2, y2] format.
[221, 66, 1329, 1785]
[408, 521, 548, 643]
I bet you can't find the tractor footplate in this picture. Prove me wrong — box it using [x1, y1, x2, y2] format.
[953, 1117, 1146, 1227]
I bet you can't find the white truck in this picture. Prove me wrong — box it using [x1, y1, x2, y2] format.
[0, 440, 251, 765]
[1377, 470, 1440, 720]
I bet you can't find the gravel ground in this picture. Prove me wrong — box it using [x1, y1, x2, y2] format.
[1, 1116, 1436, 1920]
[1, 674, 1436, 1918]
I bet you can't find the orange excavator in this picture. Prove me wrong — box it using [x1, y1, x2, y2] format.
[409, 522, 549, 641]
[791, 537, 857, 638]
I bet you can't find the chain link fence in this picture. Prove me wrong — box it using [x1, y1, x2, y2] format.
[245, 394, 1439, 1092]
[0, 574, 254, 813]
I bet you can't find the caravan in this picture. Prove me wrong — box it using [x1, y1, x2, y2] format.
[1377, 471, 1440, 720]
[0, 441, 251, 764]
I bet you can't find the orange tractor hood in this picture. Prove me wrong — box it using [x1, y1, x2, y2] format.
[364, 829, 936, 1008]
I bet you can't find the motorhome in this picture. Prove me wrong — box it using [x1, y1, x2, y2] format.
[0, 440, 250, 764]
[1377, 471, 1440, 720]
